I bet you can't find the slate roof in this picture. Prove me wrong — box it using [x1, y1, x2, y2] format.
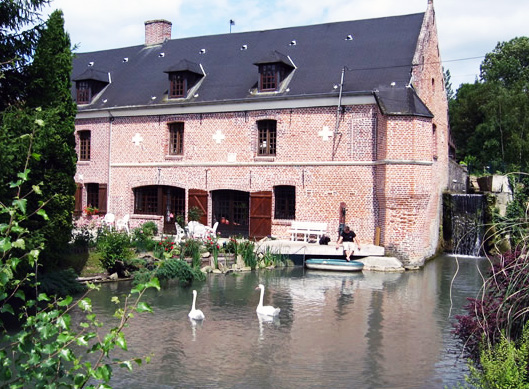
[71, 12, 428, 115]
[374, 86, 433, 118]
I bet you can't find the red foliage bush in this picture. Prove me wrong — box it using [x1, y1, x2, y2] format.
[454, 250, 529, 360]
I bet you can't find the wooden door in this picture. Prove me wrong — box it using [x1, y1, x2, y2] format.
[249, 191, 272, 239]
[74, 183, 83, 217]
[98, 183, 107, 214]
[188, 189, 208, 225]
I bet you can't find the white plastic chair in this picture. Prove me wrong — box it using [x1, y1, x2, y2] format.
[186, 221, 206, 239]
[102, 213, 115, 229]
[116, 214, 130, 234]
[204, 221, 219, 239]
[175, 223, 186, 241]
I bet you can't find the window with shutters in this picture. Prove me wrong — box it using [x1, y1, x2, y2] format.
[86, 183, 99, 209]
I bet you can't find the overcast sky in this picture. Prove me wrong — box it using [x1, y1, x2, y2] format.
[43, 0, 528, 89]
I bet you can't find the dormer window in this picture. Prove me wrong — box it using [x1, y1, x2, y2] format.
[164, 60, 204, 99]
[77, 81, 91, 104]
[73, 68, 110, 104]
[260, 64, 281, 91]
[254, 51, 295, 93]
[170, 74, 186, 98]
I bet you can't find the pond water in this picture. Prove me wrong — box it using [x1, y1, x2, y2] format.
[84, 254, 489, 388]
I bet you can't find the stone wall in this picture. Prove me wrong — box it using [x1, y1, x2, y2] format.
[448, 160, 468, 193]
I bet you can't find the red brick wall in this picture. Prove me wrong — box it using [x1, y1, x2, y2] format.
[144, 20, 172, 46]
[75, 6, 449, 265]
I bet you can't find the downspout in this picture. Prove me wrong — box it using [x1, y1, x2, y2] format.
[108, 111, 114, 213]
[334, 66, 345, 134]
[106, 70, 113, 214]
[332, 67, 346, 160]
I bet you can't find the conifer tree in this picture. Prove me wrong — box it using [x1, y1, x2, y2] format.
[25, 10, 77, 266]
[0, 9, 77, 269]
[0, 0, 50, 110]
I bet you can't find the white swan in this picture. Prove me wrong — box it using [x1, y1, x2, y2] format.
[255, 284, 280, 317]
[188, 290, 205, 321]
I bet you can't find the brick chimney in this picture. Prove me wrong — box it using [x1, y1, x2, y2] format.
[145, 19, 172, 46]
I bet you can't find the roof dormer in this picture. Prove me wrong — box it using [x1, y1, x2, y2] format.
[164, 60, 204, 99]
[72, 68, 110, 104]
[253, 51, 295, 93]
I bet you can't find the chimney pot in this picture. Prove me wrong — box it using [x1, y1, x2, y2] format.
[145, 19, 172, 46]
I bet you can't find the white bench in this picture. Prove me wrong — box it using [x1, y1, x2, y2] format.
[288, 221, 328, 242]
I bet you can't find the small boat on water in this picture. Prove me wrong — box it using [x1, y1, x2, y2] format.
[305, 258, 364, 272]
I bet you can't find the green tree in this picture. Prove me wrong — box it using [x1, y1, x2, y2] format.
[480, 37, 529, 89]
[449, 82, 488, 171]
[0, 0, 51, 110]
[1, 4, 157, 386]
[0, 162, 159, 386]
[26, 10, 77, 266]
[0, 10, 77, 270]
[449, 37, 529, 173]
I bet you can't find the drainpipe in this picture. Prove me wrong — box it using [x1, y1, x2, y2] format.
[108, 111, 114, 213]
[332, 67, 346, 161]
[334, 67, 345, 134]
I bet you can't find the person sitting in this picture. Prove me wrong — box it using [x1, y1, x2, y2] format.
[336, 225, 361, 261]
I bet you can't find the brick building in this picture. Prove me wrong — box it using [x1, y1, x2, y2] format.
[72, 0, 449, 265]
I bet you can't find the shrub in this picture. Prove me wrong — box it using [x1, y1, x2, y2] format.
[188, 206, 203, 222]
[454, 249, 529, 361]
[96, 230, 133, 273]
[141, 221, 158, 237]
[157, 258, 200, 285]
[132, 258, 205, 286]
[466, 324, 529, 388]
[131, 224, 156, 252]
[38, 268, 86, 296]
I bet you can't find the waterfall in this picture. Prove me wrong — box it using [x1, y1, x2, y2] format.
[443, 194, 485, 257]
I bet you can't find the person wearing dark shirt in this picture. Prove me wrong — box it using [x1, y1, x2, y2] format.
[336, 225, 361, 261]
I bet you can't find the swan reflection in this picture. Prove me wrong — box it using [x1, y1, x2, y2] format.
[189, 317, 204, 341]
[257, 312, 280, 341]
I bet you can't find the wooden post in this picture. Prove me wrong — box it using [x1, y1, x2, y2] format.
[375, 227, 381, 246]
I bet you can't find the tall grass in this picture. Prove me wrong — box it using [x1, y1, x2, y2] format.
[239, 240, 257, 269]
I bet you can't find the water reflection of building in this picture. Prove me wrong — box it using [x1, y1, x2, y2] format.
[92, 261, 476, 387]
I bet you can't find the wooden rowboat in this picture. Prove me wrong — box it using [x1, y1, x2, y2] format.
[305, 258, 364, 272]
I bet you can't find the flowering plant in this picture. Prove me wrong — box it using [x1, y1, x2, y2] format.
[154, 236, 177, 259]
[83, 205, 99, 216]
[204, 234, 220, 269]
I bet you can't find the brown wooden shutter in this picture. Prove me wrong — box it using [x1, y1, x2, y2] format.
[188, 189, 208, 225]
[98, 183, 108, 214]
[74, 183, 83, 217]
[249, 191, 272, 239]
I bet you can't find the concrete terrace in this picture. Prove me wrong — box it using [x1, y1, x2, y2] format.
[254, 239, 405, 272]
